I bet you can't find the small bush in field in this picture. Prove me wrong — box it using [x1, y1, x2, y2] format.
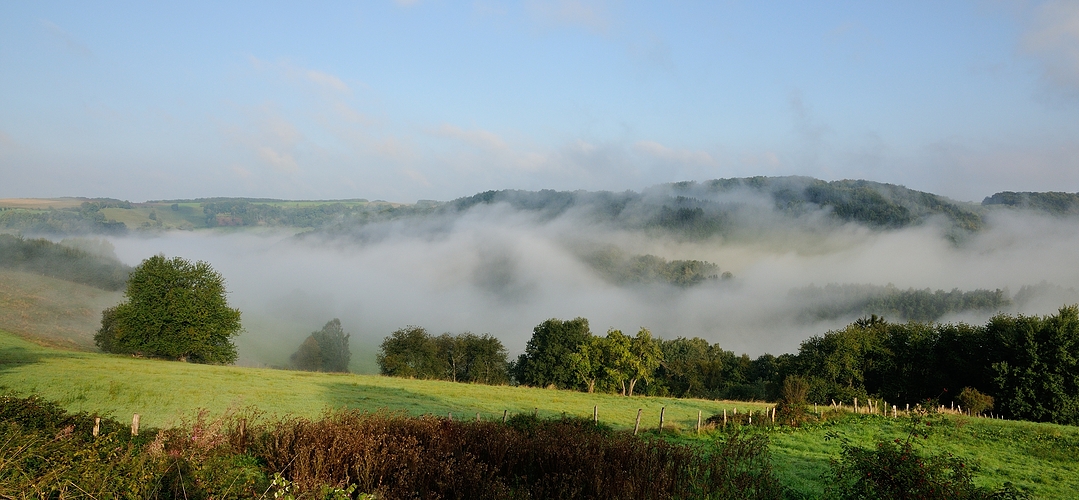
[824, 408, 1029, 500]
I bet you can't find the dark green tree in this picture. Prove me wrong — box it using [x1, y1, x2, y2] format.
[94, 255, 242, 363]
[290, 319, 351, 372]
[458, 333, 509, 385]
[989, 306, 1079, 424]
[312, 319, 351, 372]
[513, 317, 592, 389]
[377, 326, 438, 378]
[290, 336, 323, 371]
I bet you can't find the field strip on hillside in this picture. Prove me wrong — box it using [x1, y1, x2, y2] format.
[0, 329, 767, 430]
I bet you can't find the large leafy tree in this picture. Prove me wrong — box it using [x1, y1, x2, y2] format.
[94, 255, 242, 364]
[378, 326, 439, 378]
[513, 317, 592, 389]
[989, 306, 1079, 424]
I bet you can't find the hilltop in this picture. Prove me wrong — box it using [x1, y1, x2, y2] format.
[2, 177, 1074, 238]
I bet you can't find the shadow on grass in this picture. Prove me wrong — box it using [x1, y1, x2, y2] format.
[0, 346, 46, 371]
[321, 381, 465, 417]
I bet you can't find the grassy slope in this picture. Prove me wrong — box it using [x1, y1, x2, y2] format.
[0, 329, 765, 430]
[2, 331, 1077, 498]
[767, 415, 1079, 498]
[0, 269, 121, 349]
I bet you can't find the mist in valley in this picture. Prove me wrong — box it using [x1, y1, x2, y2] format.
[90, 187, 1079, 373]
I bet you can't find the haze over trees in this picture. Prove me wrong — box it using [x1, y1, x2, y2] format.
[6, 178, 1077, 240]
[290, 318, 351, 372]
[0, 234, 131, 290]
[94, 255, 242, 364]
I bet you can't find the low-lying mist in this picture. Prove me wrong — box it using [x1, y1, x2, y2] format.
[103, 197, 1079, 372]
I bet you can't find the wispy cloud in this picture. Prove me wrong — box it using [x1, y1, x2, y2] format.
[634, 140, 717, 166]
[1020, 0, 1079, 96]
[434, 124, 548, 173]
[248, 56, 352, 95]
[223, 105, 304, 175]
[526, 0, 613, 35]
[39, 19, 93, 58]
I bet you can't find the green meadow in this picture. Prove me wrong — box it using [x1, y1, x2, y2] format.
[3, 330, 1079, 498]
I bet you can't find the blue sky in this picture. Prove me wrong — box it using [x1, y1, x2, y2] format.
[1, 1, 1077, 202]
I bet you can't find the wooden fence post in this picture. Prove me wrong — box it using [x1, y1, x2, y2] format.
[502, 410, 508, 423]
[594, 405, 598, 424]
[659, 407, 665, 430]
[892, 405, 897, 418]
[533, 407, 538, 418]
[92, 417, 100, 437]
[771, 406, 776, 425]
[633, 409, 642, 435]
[131, 414, 140, 437]
[696, 410, 701, 435]
[723, 409, 727, 428]
[854, 398, 858, 414]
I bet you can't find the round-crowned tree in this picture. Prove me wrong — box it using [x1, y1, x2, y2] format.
[94, 254, 242, 363]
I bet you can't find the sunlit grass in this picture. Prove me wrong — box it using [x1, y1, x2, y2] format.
[0, 329, 766, 431]
[765, 413, 1079, 498]
[3, 328, 1077, 498]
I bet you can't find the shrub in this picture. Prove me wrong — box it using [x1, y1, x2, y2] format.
[254, 411, 783, 499]
[824, 409, 1029, 500]
[956, 387, 994, 416]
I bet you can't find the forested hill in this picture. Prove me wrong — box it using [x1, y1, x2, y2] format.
[448, 177, 985, 237]
[982, 191, 1079, 216]
[5, 177, 1075, 237]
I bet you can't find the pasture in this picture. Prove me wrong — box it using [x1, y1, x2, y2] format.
[2, 330, 1078, 498]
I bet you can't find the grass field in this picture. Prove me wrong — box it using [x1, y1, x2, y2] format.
[2, 329, 1078, 498]
[0, 269, 120, 350]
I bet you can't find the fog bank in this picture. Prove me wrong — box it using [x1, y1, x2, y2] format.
[105, 205, 1079, 371]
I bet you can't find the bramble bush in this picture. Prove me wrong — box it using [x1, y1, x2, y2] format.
[0, 394, 783, 499]
[824, 407, 1029, 500]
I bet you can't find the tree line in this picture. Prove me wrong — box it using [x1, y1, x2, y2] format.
[794, 283, 1011, 323]
[377, 327, 510, 385]
[378, 307, 1079, 426]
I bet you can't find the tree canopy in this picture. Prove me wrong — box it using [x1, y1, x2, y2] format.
[94, 255, 242, 364]
[377, 326, 509, 384]
[513, 317, 593, 389]
[290, 318, 351, 372]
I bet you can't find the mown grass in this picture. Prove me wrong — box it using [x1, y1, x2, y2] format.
[3, 328, 1078, 498]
